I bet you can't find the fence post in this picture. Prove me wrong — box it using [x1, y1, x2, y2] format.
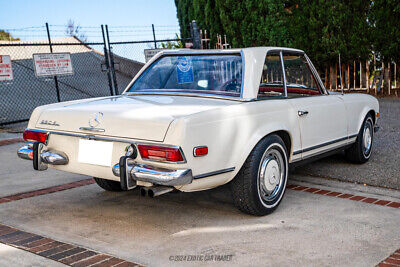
[152, 24, 157, 49]
[45, 23, 61, 102]
[388, 62, 391, 95]
[190, 20, 201, 49]
[353, 61, 356, 89]
[101, 25, 114, 96]
[359, 60, 362, 89]
[105, 25, 119, 95]
[366, 60, 369, 93]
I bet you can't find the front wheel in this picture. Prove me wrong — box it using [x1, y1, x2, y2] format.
[345, 114, 374, 164]
[231, 134, 288, 216]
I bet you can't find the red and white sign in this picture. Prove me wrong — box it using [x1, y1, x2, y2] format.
[0, 55, 13, 81]
[33, 53, 73, 77]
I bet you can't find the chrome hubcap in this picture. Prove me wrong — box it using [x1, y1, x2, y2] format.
[363, 120, 372, 156]
[258, 148, 284, 200]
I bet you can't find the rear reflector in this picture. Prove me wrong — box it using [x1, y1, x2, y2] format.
[23, 129, 48, 143]
[137, 144, 184, 163]
[193, 146, 208, 157]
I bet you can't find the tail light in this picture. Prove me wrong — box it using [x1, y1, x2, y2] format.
[23, 129, 48, 143]
[137, 144, 185, 163]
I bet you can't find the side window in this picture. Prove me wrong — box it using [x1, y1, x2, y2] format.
[282, 52, 321, 97]
[258, 52, 284, 98]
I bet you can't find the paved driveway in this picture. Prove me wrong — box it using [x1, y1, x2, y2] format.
[0, 142, 399, 266]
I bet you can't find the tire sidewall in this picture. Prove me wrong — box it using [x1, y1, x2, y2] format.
[359, 115, 374, 160]
[250, 135, 289, 212]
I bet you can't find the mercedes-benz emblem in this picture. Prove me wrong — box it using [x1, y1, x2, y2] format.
[88, 112, 103, 128]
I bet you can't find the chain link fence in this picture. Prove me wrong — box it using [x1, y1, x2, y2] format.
[0, 26, 191, 126]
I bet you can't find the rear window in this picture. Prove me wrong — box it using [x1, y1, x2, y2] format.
[127, 54, 243, 97]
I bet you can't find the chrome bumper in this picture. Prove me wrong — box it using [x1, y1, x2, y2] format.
[17, 144, 69, 168]
[112, 161, 193, 186]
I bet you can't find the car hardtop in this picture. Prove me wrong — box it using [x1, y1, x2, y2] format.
[122, 46, 313, 101]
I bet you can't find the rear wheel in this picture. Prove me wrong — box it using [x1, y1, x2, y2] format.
[231, 134, 288, 216]
[93, 177, 123, 192]
[345, 114, 374, 163]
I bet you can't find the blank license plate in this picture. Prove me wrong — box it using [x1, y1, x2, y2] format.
[78, 139, 113, 167]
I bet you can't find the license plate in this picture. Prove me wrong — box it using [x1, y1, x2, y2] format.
[78, 139, 113, 167]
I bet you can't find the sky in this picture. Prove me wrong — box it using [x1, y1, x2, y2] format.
[0, 0, 180, 42]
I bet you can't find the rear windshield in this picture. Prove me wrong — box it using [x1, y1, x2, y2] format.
[127, 54, 243, 97]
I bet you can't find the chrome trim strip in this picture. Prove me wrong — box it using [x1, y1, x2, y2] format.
[300, 143, 350, 161]
[193, 167, 235, 179]
[25, 128, 187, 164]
[79, 127, 105, 132]
[304, 53, 328, 95]
[27, 128, 157, 144]
[293, 135, 358, 156]
[124, 92, 249, 102]
[279, 51, 288, 98]
[240, 49, 245, 99]
[123, 51, 246, 101]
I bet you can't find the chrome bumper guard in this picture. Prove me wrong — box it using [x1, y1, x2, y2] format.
[17, 143, 69, 170]
[112, 159, 193, 187]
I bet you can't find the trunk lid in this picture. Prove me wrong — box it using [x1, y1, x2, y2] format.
[35, 95, 238, 142]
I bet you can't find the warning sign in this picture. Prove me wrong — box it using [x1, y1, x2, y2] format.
[33, 53, 73, 77]
[144, 49, 164, 62]
[0, 55, 13, 81]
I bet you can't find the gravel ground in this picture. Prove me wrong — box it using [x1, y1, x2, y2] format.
[293, 98, 400, 190]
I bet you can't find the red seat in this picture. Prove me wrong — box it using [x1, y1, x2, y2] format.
[259, 86, 320, 95]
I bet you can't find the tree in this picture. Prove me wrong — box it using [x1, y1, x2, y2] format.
[369, 0, 400, 63]
[0, 30, 20, 41]
[175, 0, 290, 47]
[175, 0, 224, 46]
[216, 0, 291, 47]
[161, 34, 184, 48]
[175, 0, 193, 39]
[65, 19, 87, 42]
[369, 0, 400, 92]
[288, 1, 371, 69]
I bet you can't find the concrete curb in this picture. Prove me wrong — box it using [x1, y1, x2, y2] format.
[0, 138, 23, 146]
[0, 224, 142, 266]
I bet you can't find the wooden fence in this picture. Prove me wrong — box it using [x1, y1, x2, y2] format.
[319, 58, 399, 97]
[199, 25, 399, 97]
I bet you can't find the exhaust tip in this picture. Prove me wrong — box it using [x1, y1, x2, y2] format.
[148, 189, 155, 198]
[140, 187, 148, 197]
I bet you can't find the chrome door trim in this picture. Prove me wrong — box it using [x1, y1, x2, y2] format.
[279, 51, 288, 98]
[292, 134, 358, 156]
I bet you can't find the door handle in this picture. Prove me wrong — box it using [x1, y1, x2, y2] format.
[298, 110, 309, 116]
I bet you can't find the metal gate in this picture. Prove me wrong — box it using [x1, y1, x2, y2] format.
[0, 23, 191, 126]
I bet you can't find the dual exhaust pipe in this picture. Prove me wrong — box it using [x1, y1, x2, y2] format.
[140, 186, 174, 198]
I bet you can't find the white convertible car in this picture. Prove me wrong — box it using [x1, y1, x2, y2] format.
[17, 47, 379, 215]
